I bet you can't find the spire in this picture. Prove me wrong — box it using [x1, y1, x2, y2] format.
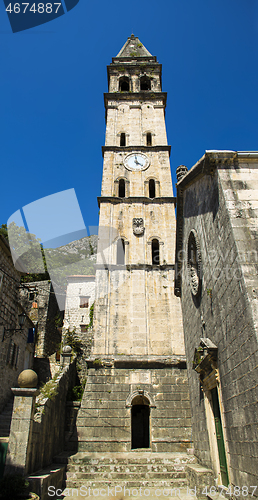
[116, 34, 153, 58]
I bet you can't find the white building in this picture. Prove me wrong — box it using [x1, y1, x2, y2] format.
[63, 275, 95, 335]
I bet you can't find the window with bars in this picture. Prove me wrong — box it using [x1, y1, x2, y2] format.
[27, 328, 34, 343]
[6, 340, 19, 368]
[80, 296, 89, 308]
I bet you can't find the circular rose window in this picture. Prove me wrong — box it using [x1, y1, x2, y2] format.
[187, 230, 202, 296]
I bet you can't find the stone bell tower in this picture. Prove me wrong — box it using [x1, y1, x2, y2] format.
[93, 34, 185, 358]
[76, 35, 192, 453]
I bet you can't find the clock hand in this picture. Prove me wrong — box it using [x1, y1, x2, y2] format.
[134, 156, 143, 166]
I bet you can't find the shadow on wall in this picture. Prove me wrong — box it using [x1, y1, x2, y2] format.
[184, 176, 219, 221]
[33, 358, 52, 385]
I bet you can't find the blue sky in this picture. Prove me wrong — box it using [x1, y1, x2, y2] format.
[0, 0, 258, 243]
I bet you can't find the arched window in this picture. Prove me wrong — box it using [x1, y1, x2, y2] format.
[149, 179, 156, 198]
[146, 133, 152, 146]
[140, 76, 151, 91]
[119, 77, 130, 92]
[118, 179, 125, 198]
[117, 238, 125, 265]
[152, 239, 160, 265]
[188, 230, 202, 296]
[120, 133, 126, 146]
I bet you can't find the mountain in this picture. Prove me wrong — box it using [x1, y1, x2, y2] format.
[21, 234, 98, 289]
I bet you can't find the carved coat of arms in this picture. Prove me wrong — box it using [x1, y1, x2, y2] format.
[133, 218, 145, 236]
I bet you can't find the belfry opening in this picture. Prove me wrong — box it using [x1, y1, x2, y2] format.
[131, 395, 150, 449]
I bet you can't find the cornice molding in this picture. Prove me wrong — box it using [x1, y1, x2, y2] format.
[87, 355, 186, 369]
[104, 92, 167, 108]
[102, 145, 171, 156]
[97, 196, 176, 207]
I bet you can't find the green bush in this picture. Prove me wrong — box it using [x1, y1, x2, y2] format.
[64, 330, 83, 354]
[72, 385, 84, 401]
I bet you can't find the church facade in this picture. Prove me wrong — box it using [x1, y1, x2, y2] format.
[76, 35, 192, 454]
[175, 151, 258, 493]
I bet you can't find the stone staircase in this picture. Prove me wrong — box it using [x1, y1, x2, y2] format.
[0, 398, 13, 438]
[63, 451, 197, 490]
[64, 401, 80, 453]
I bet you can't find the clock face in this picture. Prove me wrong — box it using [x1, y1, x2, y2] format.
[124, 153, 149, 171]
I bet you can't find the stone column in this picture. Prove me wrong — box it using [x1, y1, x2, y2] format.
[4, 371, 39, 476]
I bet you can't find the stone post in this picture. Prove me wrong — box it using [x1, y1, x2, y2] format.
[4, 369, 39, 476]
[4, 388, 39, 475]
[61, 345, 72, 367]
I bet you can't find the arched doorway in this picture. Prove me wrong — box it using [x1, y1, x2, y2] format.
[131, 395, 150, 449]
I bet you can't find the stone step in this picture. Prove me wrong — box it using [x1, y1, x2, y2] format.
[68, 452, 196, 466]
[61, 452, 196, 493]
[67, 464, 186, 473]
[65, 478, 188, 489]
[68, 458, 195, 467]
[66, 471, 186, 480]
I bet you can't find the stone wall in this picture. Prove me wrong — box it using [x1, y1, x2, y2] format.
[175, 152, 258, 492]
[93, 266, 185, 357]
[62, 276, 95, 384]
[27, 358, 76, 473]
[19, 281, 61, 357]
[0, 235, 35, 413]
[76, 363, 192, 453]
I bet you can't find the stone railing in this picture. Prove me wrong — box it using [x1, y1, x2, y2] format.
[5, 350, 76, 476]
